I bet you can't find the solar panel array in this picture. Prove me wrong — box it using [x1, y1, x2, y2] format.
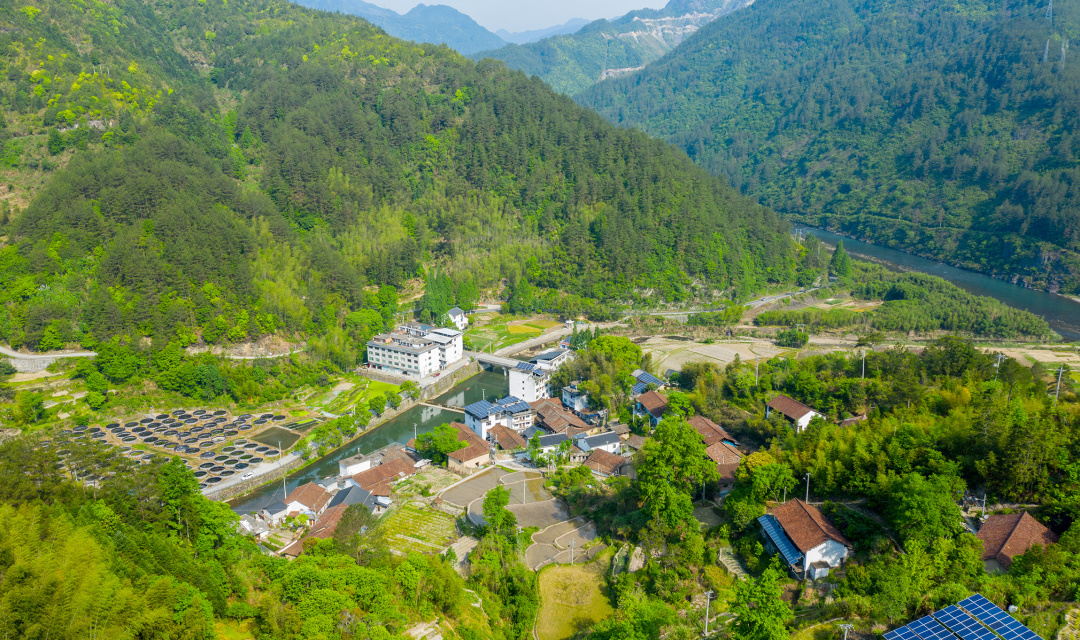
[756, 514, 804, 565]
[958, 595, 1042, 640]
[882, 595, 1043, 640]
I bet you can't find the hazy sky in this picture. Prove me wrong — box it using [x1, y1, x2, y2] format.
[369, 0, 667, 33]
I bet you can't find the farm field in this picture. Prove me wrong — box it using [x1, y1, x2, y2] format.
[465, 315, 565, 353]
[375, 503, 458, 555]
[535, 550, 615, 640]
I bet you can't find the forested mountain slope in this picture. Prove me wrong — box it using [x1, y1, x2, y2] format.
[474, 0, 756, 95]
[578, 0, 1080, 294]
[294, 0, 507, 55]
[0, 0, 795, 358]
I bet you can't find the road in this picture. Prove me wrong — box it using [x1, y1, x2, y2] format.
[622, 287, 823, 320]
[0, 345, 97, 373]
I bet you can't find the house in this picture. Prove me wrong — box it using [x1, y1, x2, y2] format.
[339, 452, 377, 476]
[327, 485, 390, 516]
[635, 390, 669, 427]
[261, 501, 289, 526]
[534, 433, 571, 458]
[689, 415, 738, 447]
[625, 434, 648, 452]
[569, 444, 588, 464]
[531, 398, 591, 437]
[766, 395, 824, 432]
[284, 482, 332, 518]
[758, 499, 852, 579]
[976, 512, 1059, 573]
[705, 441, 743, 494]
[533, 348, 573, 369]
[348, 457, 418, 494]
[489, 424, 527, 451]
[610, 423, 630, 438]
[439, 422, 489, 474]
[584, 449, 628, 477]
[562, 382, 591, 414]
[510, 363, 554, 402]
[576, 431, 621, 454]
[238, 514, 271, 540]
[367, 323, 464, 377]
[448, 307, 469, 331]
[464, 396, 533, 439]
[630, 369, 665, 396]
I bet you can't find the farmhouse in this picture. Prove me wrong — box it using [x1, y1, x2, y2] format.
[284, 482, 332, 519]
[758, 499, 851, 579]
[766, 394, 824, 432]
[447, 307, 469, 330]
[584, 449, 628, 477]
[705, 441, 742, 493]
[635, 390, 669, 427]
[688, 415, 738, 447]
[630, 369, 665, 396]
[977, 512, 1059, 572]
[442, 422, 490, 474]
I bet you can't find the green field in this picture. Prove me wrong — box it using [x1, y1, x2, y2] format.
[535, 550, 615, 640]
[466, 315, 563, 353]
[321, 376, 401, 415]
[375, 504, 458, 556]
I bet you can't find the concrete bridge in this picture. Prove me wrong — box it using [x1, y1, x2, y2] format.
[466, 351, 522, 370]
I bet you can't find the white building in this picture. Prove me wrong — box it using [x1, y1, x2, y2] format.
[574, 431, 621, 454]
[464, 396, 533, 440]
[448, 307, 469, 331]
[758, 499, 852, 579]
[562, 382, 590, 413]
[766, 395, 824, 432]
[367, 323, 464, 378]
[510, 363, 554, 402]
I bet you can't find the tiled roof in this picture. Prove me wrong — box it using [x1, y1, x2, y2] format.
[308, 504, 349, 540]
[770, 499, 851, 552]
[637, 391, 668, 418]
[716, 462, 740, 483]
[704, 441, 742, 465]
[327, 485, 376, 510]
[625, 434, 648, 450]
[285, 482, 331, 512]
[489, 425, 527, 450]
[581, 432, 621, 448]
[350, 457, 416, 491]
[445, 421, 489, 463]
[610, 423, 630, 435]
[538, 433, 570, 448]
[585, 449, 625, 475]
[977, 512, 1058, 569]
[531, 398, 589, 435]
[689, 415, 736, 446]
[838, 415, 868, 428]
[767, 395, 817, 421]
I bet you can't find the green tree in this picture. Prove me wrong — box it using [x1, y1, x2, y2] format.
[829, 240, 852, 278]
[368, 394, 386, 415]
[482, 485, 517, 533]
[637, 417, 716, 529]
[730, 559, 792, 640]
[46, 128, 65, 155]
[37, 325, 63, 351]
[415, 423, 467, 465]
[885, 472, 964, 545]
[16, 391, 45, 424]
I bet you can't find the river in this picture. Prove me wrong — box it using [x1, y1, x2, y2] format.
[795, 226, 1080, 342]
[229, 370, 510, 514]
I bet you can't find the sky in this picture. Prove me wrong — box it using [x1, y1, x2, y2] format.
[368, 0, 668, 33]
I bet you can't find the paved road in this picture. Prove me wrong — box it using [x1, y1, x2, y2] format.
[0, 345, 97, 373]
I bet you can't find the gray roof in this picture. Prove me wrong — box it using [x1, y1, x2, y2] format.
[327, 485, 376, 510]
[533, 349, 568, 362]
[539, 433, 570, 448]
[262, 501, 288, 515]
[581, 432, 621, 448]
[448, 307, 465, 317]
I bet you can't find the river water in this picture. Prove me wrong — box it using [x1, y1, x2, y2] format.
[795, 226, 1080, 342]
[229, 370, 510, 514]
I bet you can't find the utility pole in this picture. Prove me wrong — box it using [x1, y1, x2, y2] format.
[993, 353, 1006, 380]
[755, 357, 760, 385]
[570, 538, 575, 564]
[861, 350, 866, 380]
[839, 623, 855, 640]
[805, 472, 811, 503]
[1055, 365, 1065, 408]
[1061, 39, 1069, 71]
[704, 590, 715, 637]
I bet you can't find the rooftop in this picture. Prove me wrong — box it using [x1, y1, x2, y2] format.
[977, 512, 1058, 569]
[581, 432, 621, 448]
[538, 433, 571, 447]
[285, 482, 331, 512]
[767, 395, 818, 421]
[769, 499, 850, 552]
[689, 415, 737, 447]
[637, 390, 668, 418]
[585, 449, 625, 475]
[489, 424, 527, 450]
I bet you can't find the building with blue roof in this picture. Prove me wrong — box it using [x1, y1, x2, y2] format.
[464, 395, 534, 439]
[630, 369, 665, 397]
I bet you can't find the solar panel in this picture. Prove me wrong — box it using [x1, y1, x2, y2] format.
[757, 515, 804, 565]
[909, 616, 961, 640]
[885, 627, 924, 640]
[934, 606, 999, 640]
[959, 595, 1043, 640]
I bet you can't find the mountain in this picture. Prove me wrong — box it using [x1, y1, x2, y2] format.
[0, 0, 795, 356]
[578, 0, 1080, 295]
[295, 0, 507, 54]
[496, 18, 591, 45]
[473, 0, 756, 95]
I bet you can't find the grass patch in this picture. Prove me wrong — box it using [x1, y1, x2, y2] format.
[535, 552, 615, 640]
[215, 619, 256, 640]
[374, 504, 458, 555]
[507, 324, 542, 335]
[528, 320, 564, 330]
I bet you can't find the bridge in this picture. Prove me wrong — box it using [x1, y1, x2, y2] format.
[467, 351, 523, 370]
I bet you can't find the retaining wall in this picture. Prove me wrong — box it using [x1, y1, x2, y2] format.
[421, 361, 481, 400]
[205, 455, 307, 503]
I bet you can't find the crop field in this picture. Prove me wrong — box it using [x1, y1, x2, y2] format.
[375, 503, 458, 555]
[535, 550, 615, 640]
[321, 376, 401, 415]
[466, 315, 563, 352]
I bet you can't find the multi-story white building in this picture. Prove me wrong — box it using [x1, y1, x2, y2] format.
[508, 348, 574, 402]
[366, 333, 440, 378]
[367, 323, 464, 379]
[464, 396, 534, 440]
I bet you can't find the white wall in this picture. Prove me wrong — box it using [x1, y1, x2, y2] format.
[803, 539, 848, 571]
[339, 459, 371, 476]
[796, 411, 823, 432]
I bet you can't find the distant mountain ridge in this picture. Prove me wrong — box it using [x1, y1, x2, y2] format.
[474, 0, 755, 95]
[577, 0, 1080, 295]
[294, 0, 506, 54]
[496, 18, 591, 45]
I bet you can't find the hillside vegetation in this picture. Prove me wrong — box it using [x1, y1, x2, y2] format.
[579, 0, 1080, 294]
[474, 0, 755, 95]
[0, 0, 796, 359]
